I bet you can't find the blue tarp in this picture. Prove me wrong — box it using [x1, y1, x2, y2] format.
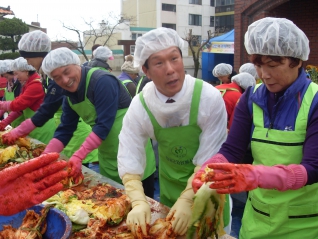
[209, 29, 234, 43]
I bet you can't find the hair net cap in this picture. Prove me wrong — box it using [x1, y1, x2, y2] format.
[93, 46, 113, 61]
[244, 17, 309, 61]
[0, 60, 14, 74]
[121, 55, 139, 74]
[231, 72, 256, 90]
[42, 47, 80, 78]
[212, 63, 233, 77]
[134, 27, 185, 69]
[11, 57, 36, 71]
[18, 30, 51, 53]
[239, 63, 259, 79]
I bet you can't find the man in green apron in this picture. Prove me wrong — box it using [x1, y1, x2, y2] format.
[193, 17, 318, 238]
[2, 30, 98, 164]
[117, 27, 230, 237]
[40, 47, 156, 198]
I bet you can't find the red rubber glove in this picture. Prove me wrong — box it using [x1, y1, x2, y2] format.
[0, 111, 23, 131]
[2, 118, 37, 145]
[192, 153, 229, 193]
[0, 152, 68, 216]
[69, 132, 102, 182]
[0, 101, 12, 111]
[206, 163, 308, 194]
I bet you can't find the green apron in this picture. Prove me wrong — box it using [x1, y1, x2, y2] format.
[4, 88, 25, 128]
[240, 83, 318, 239]
[67, 68, 155, 184]
[140, 79, 230, 226]
[22, 107, 55, 144]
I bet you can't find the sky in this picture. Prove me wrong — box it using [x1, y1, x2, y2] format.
[1, 0, 121, 41]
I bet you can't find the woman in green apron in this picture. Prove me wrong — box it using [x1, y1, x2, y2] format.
[0, 57, 55, 144]
[117, 28, 229, 237]
[194, 17, 318, 238]
[40, 48, 156, 195]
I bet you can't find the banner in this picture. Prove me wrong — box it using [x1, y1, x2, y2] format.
[210, 41, 234, 54]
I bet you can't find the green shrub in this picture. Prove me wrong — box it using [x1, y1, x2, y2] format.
[0, 52, 20, 60]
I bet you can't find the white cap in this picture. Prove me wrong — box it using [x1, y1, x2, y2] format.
[93, 46, 114, 61]
[231, 72, 256, 90]
[134, 27, 185, 69]
[11, 57, 36, 71]
[212, 63, 233, 77]
[0, 60, 14, 74]
[239, 63, 259, 79]
[18, 30, 51, 57]
[42, 47, 80, 78]
[244, 17, 309, 61]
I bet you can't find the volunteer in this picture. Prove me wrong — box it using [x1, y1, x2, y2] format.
[193, 17, 318, 238]
[0, 57, 55, 143]
[0, 60, 23, 127]
[213, 63, 236, 84]
[2, 30, 98, 165]
[40, 48, 156, 196]
[239, 62, 262, 84]
[117, 27, 230, 237]
[88, 45, 113, 71]
[215, 72, 256, 129]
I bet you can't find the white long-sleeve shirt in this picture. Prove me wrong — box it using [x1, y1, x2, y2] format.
[118, 75, 227, 178]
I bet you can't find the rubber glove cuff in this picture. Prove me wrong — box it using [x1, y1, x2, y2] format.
[73, 131, 102, 160]
[0, 101, 11, 111]
[9, 118, 36, 138]
[43, 138, 65, 154]
[2, 111, 23, 125]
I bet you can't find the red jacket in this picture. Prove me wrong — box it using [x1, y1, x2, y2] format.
[10, 73, 44, 112]
[0, 77, 7, 98]
[215, 82, 242, 129]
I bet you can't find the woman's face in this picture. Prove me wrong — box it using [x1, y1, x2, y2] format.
[218, 75, 231, 84]
[2, 73, 14, 81]
[14, 71, 29, 86]
[255, 56, 301, 93]
[50, 64, 82, 92]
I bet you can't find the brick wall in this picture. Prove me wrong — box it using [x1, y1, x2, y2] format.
[234, 0, 318, 70]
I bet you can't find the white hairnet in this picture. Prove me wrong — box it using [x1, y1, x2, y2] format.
[11, 57, 36, 71]
[0, 60, 14, 74]
[244, 17, 309, 61]
[239, 63, 259, 79]
[134, 27, 185, 69]
[212, 63, 233, 77]
[42, 47, 80, 78]
[231, 72, 256, 90]
[93, 46, 113, 61]
[18, 30, 51, 53]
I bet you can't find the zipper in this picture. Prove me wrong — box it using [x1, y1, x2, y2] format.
[266, 93, 279, 138]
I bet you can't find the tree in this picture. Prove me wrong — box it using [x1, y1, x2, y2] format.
[56, 13, 134, 61]
[0, 17, 29, 53]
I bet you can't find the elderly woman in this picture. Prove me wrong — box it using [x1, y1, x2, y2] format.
[88, 45, 113, 71]
[212, 63, 236, 84]
[40, 48, 156, 197]
[0, 57, 55, 143]
[193, 17, 318, 238]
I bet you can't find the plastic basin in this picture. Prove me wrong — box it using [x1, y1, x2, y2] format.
[0, 204, 72, 239]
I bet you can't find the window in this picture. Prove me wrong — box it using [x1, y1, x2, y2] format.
[131, 33, 142, 40]
[162, 23, 176, 30]
[215, 15, 234, 32]
[130, 45, 135, 55]
[210, 16, 215, 27]
[189, 14, 202, 26]
[162, 3, 176, 12]
[191, 35, 202, 46]
[189, 0, 202, 5]
[210, 0, 215, 6]
[215, 0, 234, 6]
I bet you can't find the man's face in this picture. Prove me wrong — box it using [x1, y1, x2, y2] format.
[25, 57, 43, 71]
[142, 46, 185, 97]
[50, 65, 82, 92]
[255, 56, 301, 93]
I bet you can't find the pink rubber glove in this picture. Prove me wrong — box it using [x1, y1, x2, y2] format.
[206, 163, 307, 194]
[69, 132, 102, 181]
[43, 138, 65, 154]
[0, 111, 23, 131]
[192, 153, 229, 193]
[0, 101, 12, 111]
[2, 119, 36, 145]
[0, 153, 68, 216]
